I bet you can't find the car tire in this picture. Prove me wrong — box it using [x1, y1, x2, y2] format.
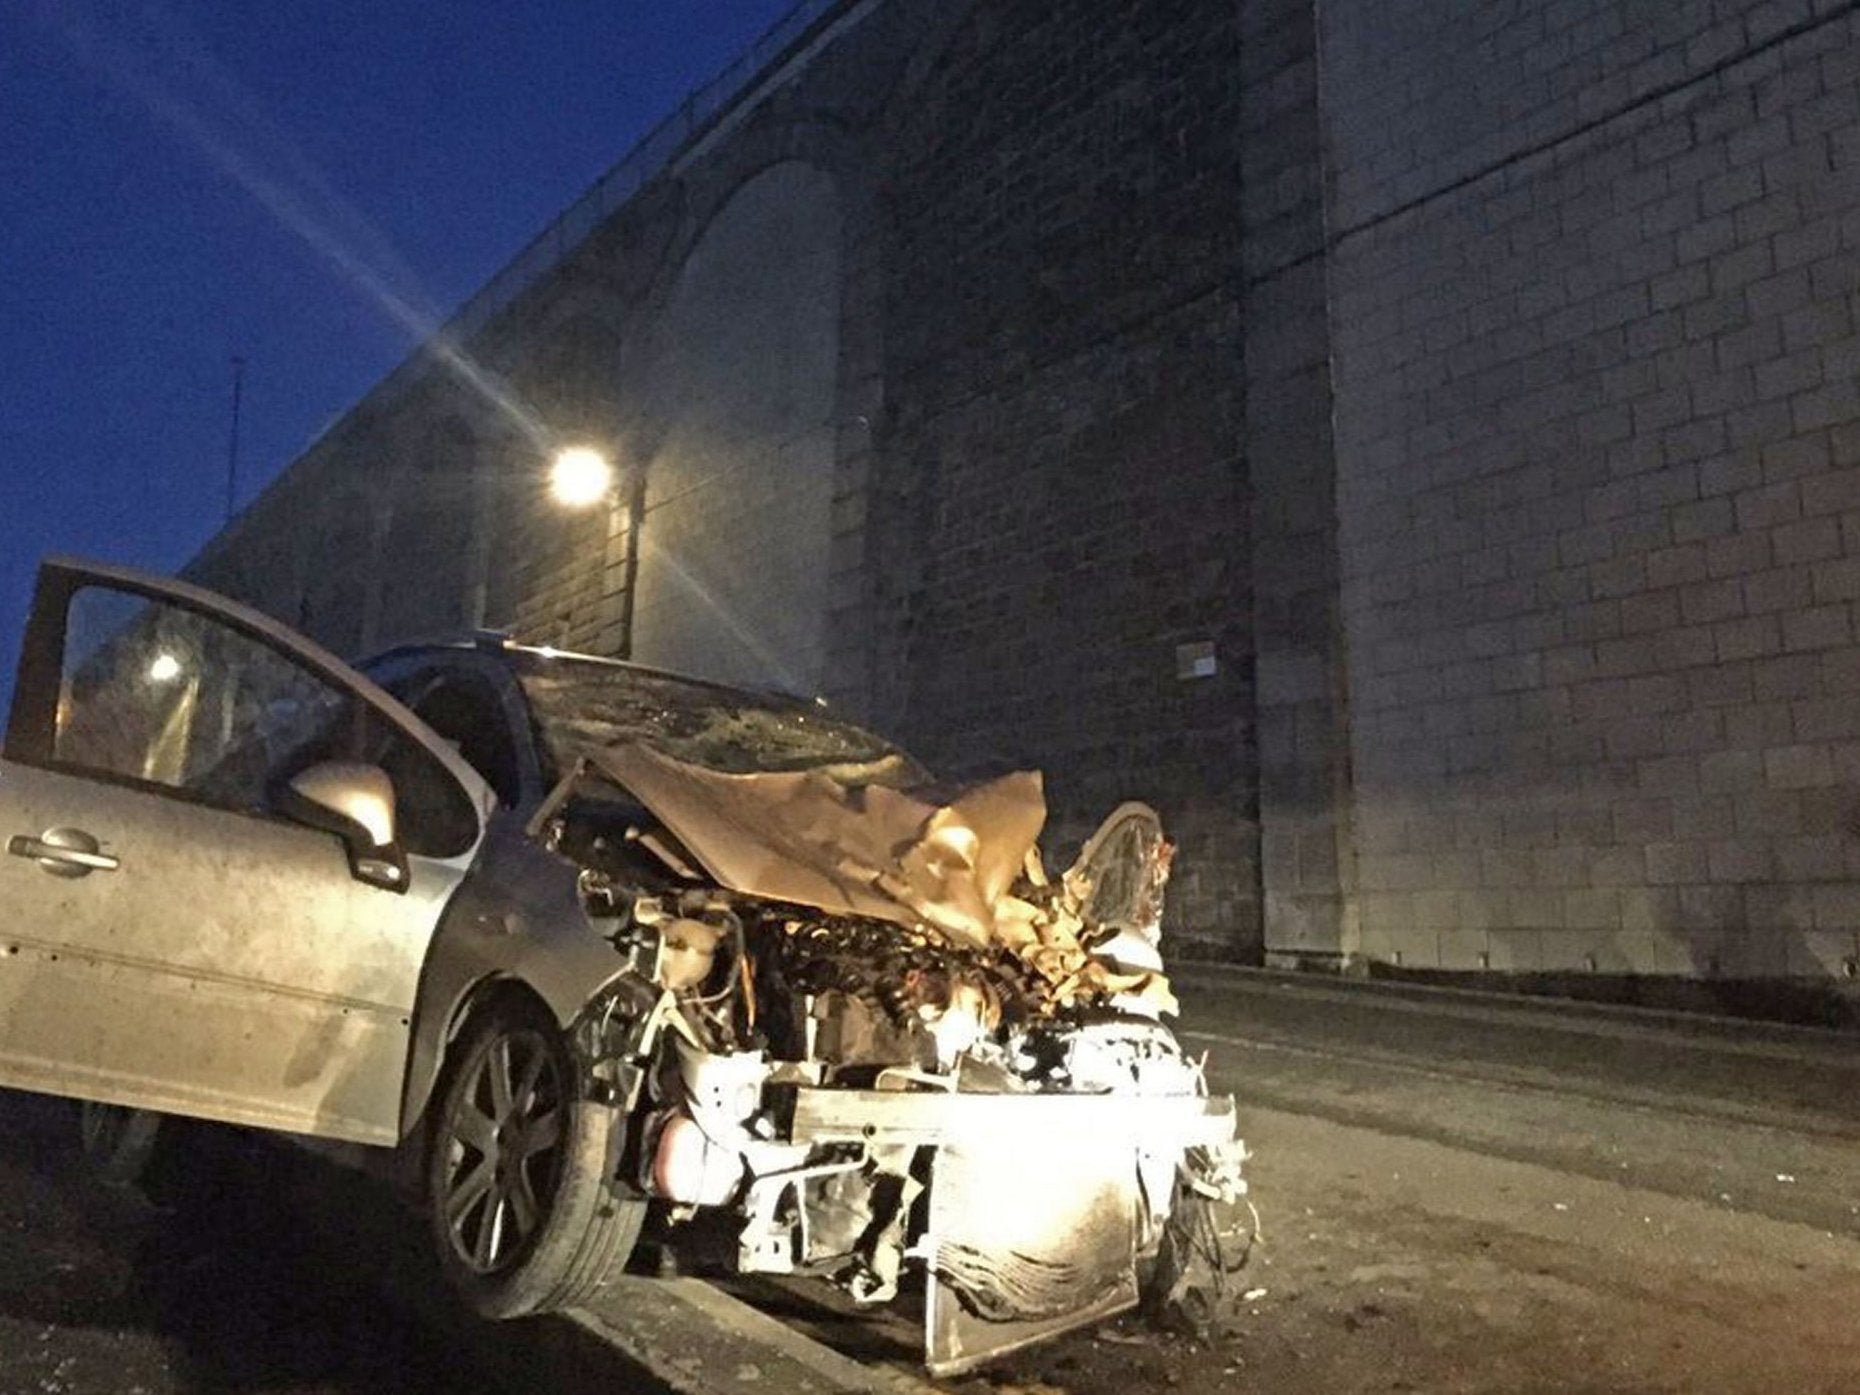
[76, 1100, 164, 1188]
[426, 998, 645, 1319]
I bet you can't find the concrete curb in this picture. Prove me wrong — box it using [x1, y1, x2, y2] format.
[267, 1138, 946, 1395]
[1174, 959, 1860, 1044]
[564, 1278, 946, 1395]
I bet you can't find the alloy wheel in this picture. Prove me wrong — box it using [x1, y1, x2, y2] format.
[438, 1026, 569, 1273]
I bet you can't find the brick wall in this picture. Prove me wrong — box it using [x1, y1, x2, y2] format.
[1327, 0, 1860, 980]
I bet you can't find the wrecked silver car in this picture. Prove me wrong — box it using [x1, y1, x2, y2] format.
[0, 557, 1245, 1374]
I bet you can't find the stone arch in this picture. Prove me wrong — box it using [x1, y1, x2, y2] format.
[625, 158, 847, 695]
[641, 116, 873, 310]
[637, 116, 885, 709]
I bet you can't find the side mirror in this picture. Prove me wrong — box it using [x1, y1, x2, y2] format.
[282, 761, 409, 892]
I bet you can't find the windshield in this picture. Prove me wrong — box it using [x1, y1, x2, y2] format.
[513, 654, 931, 786]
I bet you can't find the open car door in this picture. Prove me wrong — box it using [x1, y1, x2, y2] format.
[0, 558, 493, 1145]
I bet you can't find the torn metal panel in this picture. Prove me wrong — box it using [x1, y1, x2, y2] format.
[925, 1137, 1140, 1377]
[587, 743, 1044, 945]
[586, 743, 1174, 1014]
[1070, 802, 1171, 949]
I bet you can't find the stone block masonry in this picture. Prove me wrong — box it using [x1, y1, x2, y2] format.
[185, 0, 1860, 990]
[1327, 0, 1860, 982]
[872, 0, 1255, 956]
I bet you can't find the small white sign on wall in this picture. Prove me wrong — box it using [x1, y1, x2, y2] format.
[1175, 640, 1217, 680]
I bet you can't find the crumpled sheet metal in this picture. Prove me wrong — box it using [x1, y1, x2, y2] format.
[590, 743, 1042, 945]
[588, 743, 1174, 1012]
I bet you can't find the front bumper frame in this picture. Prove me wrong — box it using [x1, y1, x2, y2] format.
[775, 1084, 1243, 1375]
[784, 1084, 1238, 1149]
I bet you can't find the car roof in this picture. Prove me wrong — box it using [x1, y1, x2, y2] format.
[357, 634, 822, 712]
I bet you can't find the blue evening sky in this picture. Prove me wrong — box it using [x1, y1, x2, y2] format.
[0, 0, 798, 712]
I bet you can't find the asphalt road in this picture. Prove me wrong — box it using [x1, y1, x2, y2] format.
[973, 970, 1860, 1395]
[0, 1093, 680, 1395]
[3, 971, 1857, 1395]
[1176, 968, 1860, 1235]
[0, 1092, 484, 1395]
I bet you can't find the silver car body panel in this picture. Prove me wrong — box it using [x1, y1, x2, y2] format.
[395, 813, 650, 1139]
[0, 760, 471, 1143]
[0, 558, 501, 1144]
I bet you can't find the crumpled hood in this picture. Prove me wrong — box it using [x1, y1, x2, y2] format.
[589, 742, 1046, 946]
[586, 742, 1177, 1014]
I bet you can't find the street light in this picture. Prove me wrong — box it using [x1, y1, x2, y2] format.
[548, 445, 614, 508]
[541, 442, 642, 660]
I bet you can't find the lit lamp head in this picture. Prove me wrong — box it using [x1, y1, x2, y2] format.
[548, 446, 614, 508]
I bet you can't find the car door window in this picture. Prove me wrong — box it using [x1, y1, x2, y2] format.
[56, 584, 347, 808]
[50, 582, 478, 860]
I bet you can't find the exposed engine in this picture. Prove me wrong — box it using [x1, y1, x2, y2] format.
[541, 756, 1247, 1375]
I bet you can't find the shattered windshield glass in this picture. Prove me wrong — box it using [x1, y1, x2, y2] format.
[513, 654, 931, 786]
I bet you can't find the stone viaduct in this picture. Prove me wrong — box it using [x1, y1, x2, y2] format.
[192, 0, 1860, 1001]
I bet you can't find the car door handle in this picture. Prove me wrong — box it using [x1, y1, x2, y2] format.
[7, 829, 121, 877]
